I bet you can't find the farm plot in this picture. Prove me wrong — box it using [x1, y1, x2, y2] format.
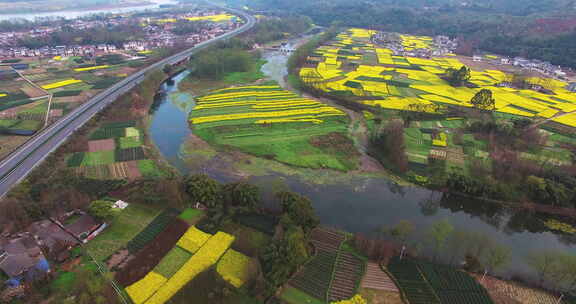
[189, 85, 359, 171]
[475, 274, 561, 304]
[361, 262, 399, 292]
[287, 227, 361, 303]
[387, 257, 494, 304]
[115, 218, 189, 287]
[124, 229, 238, 304]
[386, 257, 440, 304]
[300, 28, 576, 128]
[126, 208, 181, 254]
[85, 203, 162, 262]
[66, 121, 162, 179]
[328, 252, 365, 302]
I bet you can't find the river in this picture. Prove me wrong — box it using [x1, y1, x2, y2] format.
[148, 40, 576, 282]
[0, 0, 177, 21]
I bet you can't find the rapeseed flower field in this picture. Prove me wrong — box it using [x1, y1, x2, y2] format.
[188, 85, 359, 171]
[300, 28, 576, 127]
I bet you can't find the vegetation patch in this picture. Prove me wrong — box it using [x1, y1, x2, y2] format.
[189, 85, 358, 171]
[153, 246, 192, 278]
[85, 203, 162, 262]
[126, 208, 181, 254]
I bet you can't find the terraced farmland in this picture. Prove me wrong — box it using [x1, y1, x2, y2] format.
[361, 262, 399, 292]
[289, 248, 338, 301]
[328, 251, 365, 302]
[287, 228, 366, 303]
[189, 85, 359, 171]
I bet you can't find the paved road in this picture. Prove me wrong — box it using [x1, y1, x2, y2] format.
[0, 6, 256, 197]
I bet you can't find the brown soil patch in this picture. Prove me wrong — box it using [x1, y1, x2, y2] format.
[107, 249, 130, 270]
[0, 136, 30, 160]
[473, 274, 557, 304]
[60, 257, 81, 272]
[20, 84, 46, 98]
[126, 161, 142, 180]
[115, 219, 189, 287]
[358, 154, 384, 172]
[53, 96, 84, 103]
[310, 132, 360, 157]
[359, 288, 403, 304]
[88, 139, 115, 152]
[50, 109, 63, 117]
[108, 162, 129, 179]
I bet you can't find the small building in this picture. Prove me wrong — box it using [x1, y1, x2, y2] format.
[65, 214, 101, 241]
[0, 236, 48, 279]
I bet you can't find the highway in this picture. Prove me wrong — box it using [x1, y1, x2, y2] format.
[0, 6, 256, 197]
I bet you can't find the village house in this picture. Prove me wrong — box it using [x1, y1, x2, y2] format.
[0, 235, 49, 281]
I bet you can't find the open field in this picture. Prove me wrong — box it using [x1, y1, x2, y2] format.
[85, 203, 162, 262]
[189, 84, 359, 171]
[66, 121, 165, 179]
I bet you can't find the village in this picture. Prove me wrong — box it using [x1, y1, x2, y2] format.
[0, 199, 129, 301]
[0, 9, 241, 60]
[371, 30, 576, 89]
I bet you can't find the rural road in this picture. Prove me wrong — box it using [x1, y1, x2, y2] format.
[0, 5, 256, 197]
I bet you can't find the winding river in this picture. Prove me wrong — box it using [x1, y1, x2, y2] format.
[148, 42, 576, 281]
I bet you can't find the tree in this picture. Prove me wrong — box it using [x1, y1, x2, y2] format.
[527, 250, 565, 286]
[446, 230, 471, 266]
[445, 65, 471, 86]
[428, 219, 454, 261]
[370, 120, 408, 173]
[276, 191, 319, 233]
[184, 174, 221, 208]
[470, 89, 496, 111]
[483, 243, 511, 275]
[260, 227, 309, 296]
[388, 220, 414, 245]
[87, 200, 114, 221]
[222, 182, 261, 210]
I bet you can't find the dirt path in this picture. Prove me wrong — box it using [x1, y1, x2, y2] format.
[14, 69, 52, 128]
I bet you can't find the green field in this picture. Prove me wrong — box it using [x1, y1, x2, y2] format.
[85, 203, 162, 262]
[280, 286, 324, 304]
[189, 85, 359, 171]
[153, 246, 192, 278]
[178, 208, 205, 225]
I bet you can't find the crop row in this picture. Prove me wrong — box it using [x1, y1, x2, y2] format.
[388, 257, 494, 304]
[387, 257, 440, 304]
[289, 249, 339, 301]
[127, 208, 181, 253]
[328, 252, 364, 302]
